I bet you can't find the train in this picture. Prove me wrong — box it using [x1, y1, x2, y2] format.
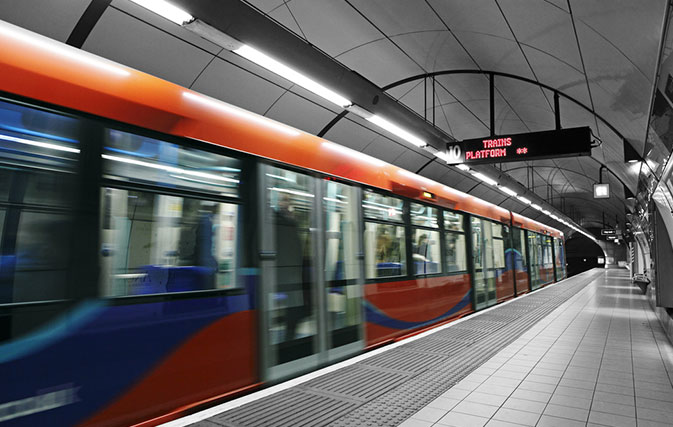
[0, 21, 565, 426]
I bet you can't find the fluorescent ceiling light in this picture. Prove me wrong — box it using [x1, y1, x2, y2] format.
[0, 21, 130, 77]
[499, 186, 517, 197]
[234, 45, 351, 108]
[472, 172, 497, 186]
[542, 210, 551, 215]
[456, 164, 470, 171]
[434, 150, 450, 163]
[130, 0, 193, 24]
[366, 115, 427, 148]
[183, 92, 300, 137]
[0, 134, 80, 154]
[102, 154, 239, 183]
[517, 196, 532, 205]
[322, 142, 385, 167]
[531, 204, 542, 211]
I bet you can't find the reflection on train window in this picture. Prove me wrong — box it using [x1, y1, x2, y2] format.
[444, 211, 463, 231]
[410, 203, 438, 228]
[103, 129, 240, 197]
[362, 190, 403, 222]
[492, 223, 506, 269]
[0, 100, 79, 304]
[364, 223, 406, 278]
[265, 166, 317, 362]
[100, 188, 239, 296]
[446, 232, 466, 272]
[323, 180, 361, 348]
[412, 229, 441, 275]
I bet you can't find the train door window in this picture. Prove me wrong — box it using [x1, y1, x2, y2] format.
[528, 232, 542, 290]
[323, 180, 361, 348]
[471, 217, 497, 310]
[410, 203, 441, 275]
[0, 100, 79, 306]
[542, 236, 554, 284]
[264, 166, 317, 365]
[444, 211, 466, 272]
[511, 228, 528, 294]
[363, 190, 406, 279]
[554, 238, 565, 280]
[100, 129, 242, 296]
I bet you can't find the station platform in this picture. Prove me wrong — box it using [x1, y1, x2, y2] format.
[164, 269, 673, 427]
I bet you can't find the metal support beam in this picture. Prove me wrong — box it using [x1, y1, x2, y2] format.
[489, 73, 495, 137]
[554, 91, 561, 130]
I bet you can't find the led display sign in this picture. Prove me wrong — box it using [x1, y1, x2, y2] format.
[445, 127, 592, 165]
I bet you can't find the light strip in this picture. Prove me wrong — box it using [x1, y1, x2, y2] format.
[499, 186, 517, 197]
[517, 196, 532, 205]
[234, 45, 351, 108]
[183, 92, 300, 137]
[129, 0, 193, 24]
[456, 164, 470, 171]
[531, 204, 543, 211]
[472, 172, 497, 186]
[102, 154, 239, 183]
[366, 115, 427, 148]
[0, 21, 130, 77]
[322, 142, 385, 167]
[434, 150, 450, 163]
[0, 134, 80, 154]
[269, 187, 315, 198]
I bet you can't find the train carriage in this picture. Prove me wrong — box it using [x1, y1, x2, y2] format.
[0, 21, 565, 426]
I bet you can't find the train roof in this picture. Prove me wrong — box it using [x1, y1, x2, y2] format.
[0, 21, 561, 237]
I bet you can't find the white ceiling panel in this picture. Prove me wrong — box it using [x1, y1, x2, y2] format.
[359, 133, 409, 164]
[419, 160, 451, 183]
[347, 0, 445, 35]
[453, 33, 535, 79]
[264, 90, 338, 135]
[391, 149, 432, 173]
[190, 57, 286, 116]
[335, 38, 424, 87]
[427, 0, 512, 41]
[324, 119, 379, 153]
[521, 45, 591, 107]
[391, 31, 477, 72]
[272, 0, 384, 58]
[572, 0, 666, 81]
[499, 0, 582, 71]
[84, 7, 213, 88]
[244, 0, 286, 14]
[0, 0, 89, 42]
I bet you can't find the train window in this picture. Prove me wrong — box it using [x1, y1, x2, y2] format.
[444, 211, 464, 232]
[103, 129, 240, 198]
[0, 100, 79, 304]
[410, 203, 438, 228]
[362, 190, 403, 222]
[324, 181, 359, 282]
[412, 229, 441, 275]
[323, 180, 361, 348]
[100, 188, 239, 296]
[492, 223, 506, 269]
[364, 222, 406, 279]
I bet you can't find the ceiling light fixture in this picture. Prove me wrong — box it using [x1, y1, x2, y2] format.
[366, 115, 427, 148]
[472, 172, 497, 186]
[234, 45, 352, 108]
[129, 0, 194, 25]
[499, 186, 517, 197]
[456, 164, 470, 171]
[517, 196, 532, 205]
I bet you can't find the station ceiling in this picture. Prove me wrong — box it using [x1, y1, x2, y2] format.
[2, 0, 670, 237]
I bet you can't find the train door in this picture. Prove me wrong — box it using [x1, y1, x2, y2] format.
[258, 165, 364, 381]
[471, 217, 497, 310]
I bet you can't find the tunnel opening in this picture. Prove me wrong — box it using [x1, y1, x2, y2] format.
[565, 234, 605, 277]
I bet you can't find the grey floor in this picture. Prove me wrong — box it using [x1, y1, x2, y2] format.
[400, 269, 673, 427]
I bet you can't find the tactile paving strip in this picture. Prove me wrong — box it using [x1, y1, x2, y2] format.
[198, 270, 601, 427]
